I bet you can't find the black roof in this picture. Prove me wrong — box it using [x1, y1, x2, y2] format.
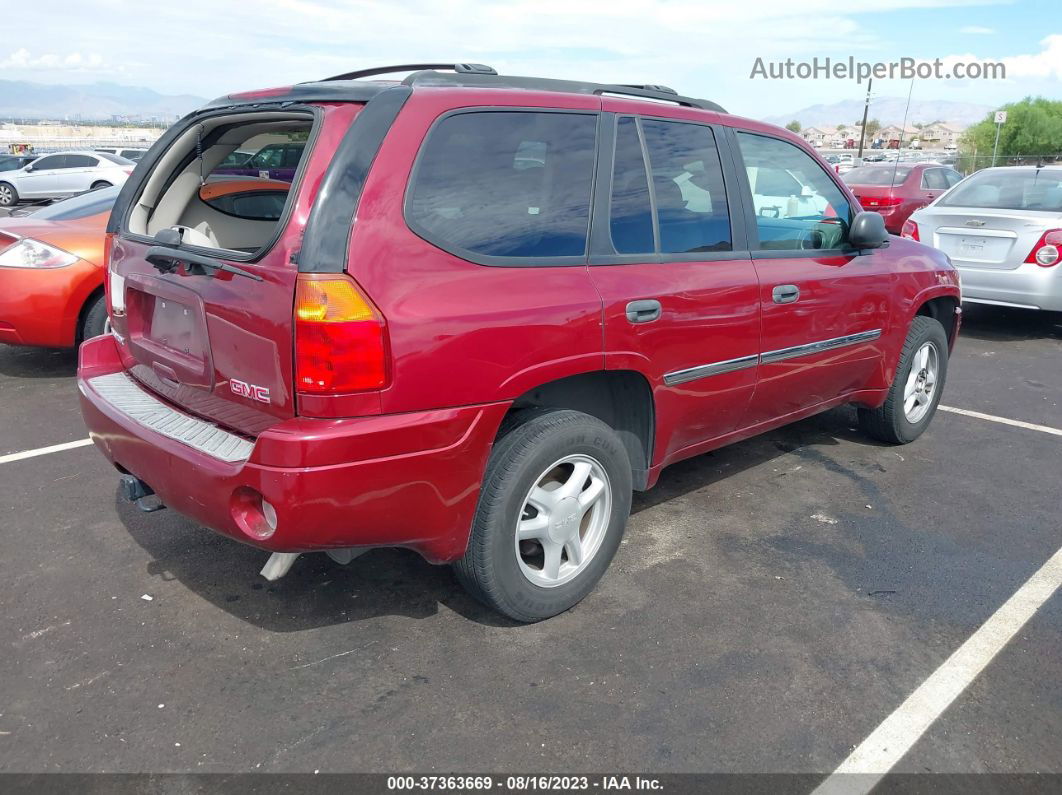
[205, 63, 726, 114]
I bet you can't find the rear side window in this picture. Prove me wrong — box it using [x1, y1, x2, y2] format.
[736, 132, 851, 251]
[641, 119, 732, 254]
[66, 154, 99, 168]
[944, 169, 963, 187]
[609, 117, 654, 254]
[922, 168, 949, 190]
[406, 111, 598, 260]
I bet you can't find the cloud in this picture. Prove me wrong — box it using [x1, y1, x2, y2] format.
[959, 25, 995, 34]
[1000, 33, 1062, 79]
[0, 48, 107, 72]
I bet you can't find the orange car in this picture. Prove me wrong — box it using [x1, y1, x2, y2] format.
[0, 179, 289, 348]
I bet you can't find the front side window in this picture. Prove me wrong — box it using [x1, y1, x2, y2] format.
[944, 170, 963, 187]
[31, 155, 64, 171]
[407, 111, 598, 259]
[736, 132, 851, 251]
[249, 145, 285, 170]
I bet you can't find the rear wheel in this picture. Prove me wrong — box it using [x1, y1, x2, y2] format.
[858, 315, 948, 444]
[0, 182, 17, 207]
[454, 409, 632, 622]
[90, 181, 112, 191]
[79, 293, 108, 344]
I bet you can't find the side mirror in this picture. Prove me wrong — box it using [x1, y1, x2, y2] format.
[23, 165, 33, 172]
[848, 211, 889, 249]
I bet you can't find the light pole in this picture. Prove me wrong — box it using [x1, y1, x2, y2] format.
[857, 78, 872, 163]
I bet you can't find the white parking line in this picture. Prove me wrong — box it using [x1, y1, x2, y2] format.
[939, 405, 1062, 437]
[0, 438, 93, 465]
[812, 545, 1062, 795]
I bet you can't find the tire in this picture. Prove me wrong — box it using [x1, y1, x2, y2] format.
[79, 293, 108, 344]
[858, 315, 949, 444]
[0, 182, 17, 207]
[454, 409, 633, 622]
[90, 181, 112, 191]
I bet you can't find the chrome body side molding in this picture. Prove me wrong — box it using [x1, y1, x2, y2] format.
[662, 354, 759, 387]
[663, 329, 883, 387]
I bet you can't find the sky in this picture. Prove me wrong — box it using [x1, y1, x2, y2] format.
[2, 0, 1060, 118]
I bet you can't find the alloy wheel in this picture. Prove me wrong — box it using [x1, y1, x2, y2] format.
[904, 341, 939, 423]
[514, 454, 612, 588]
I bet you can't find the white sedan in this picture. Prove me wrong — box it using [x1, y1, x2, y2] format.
[0, 151, 134, 206]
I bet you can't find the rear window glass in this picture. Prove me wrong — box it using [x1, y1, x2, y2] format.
[96, 152, 134, 165]
[843, 166, 912, 186]
[406, 111, 598, 259]
[32, 185, 120, 221]
[938, 169, 1062, 211]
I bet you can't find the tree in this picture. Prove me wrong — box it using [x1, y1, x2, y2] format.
[836, 123, 846, 131]
[959, 97, 1062, 171]
[864, 118, 882, 138]
[785, 120, 801, 133]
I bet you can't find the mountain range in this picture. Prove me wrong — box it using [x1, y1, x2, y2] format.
[0, 80, 207, 121]
[763, 96, 994, 129]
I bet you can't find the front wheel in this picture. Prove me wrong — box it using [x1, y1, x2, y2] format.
[454, 409, 632, 622]
[0, 182, 17, 207]
[90, 181, 112, 191]
[858, 315, 949, 444]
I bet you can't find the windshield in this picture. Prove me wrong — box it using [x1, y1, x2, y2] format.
[939, 169, 1062, 211]
[31, 186, 120, 221]
[843, 166, 912, 186]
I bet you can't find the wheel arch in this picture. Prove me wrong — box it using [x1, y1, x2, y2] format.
[503, 370, 655, 490]
[914, 292, 961, 350]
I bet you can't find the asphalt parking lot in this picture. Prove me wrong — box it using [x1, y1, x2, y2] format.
[1, 304, 1059, 780]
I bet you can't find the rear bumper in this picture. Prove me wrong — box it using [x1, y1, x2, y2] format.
[78, 334, 509, 563]
[956, 260, 1062, 311]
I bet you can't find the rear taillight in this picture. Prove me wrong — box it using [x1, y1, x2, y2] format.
[294, 275, 388, 394]
[1024, 229, 1062, 268]
[901, 219, 919, 241]
[859, 195, 903, 209]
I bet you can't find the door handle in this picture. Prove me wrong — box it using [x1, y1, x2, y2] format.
[772, 285, 800, 304]
[626, 299, 662, 324]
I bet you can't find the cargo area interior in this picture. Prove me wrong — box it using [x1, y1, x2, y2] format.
[126, 112, 312, 254]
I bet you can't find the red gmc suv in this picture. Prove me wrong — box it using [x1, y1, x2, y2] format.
[78, 63, 961, 622]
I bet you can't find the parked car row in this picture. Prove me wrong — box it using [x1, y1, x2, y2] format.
[0, 151, 134, 207]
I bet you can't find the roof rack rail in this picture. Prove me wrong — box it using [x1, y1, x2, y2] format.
[403, 70, 726, 113]
[616, 83, 678, 95]
[322, 63, 497, 82]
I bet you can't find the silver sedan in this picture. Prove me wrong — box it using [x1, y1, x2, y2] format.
[905, 166, 1062, 311]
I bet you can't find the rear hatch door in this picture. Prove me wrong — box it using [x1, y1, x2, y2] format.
[107, 103, 359, 436]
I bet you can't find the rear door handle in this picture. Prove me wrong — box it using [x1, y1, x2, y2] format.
[772, 284, 800, 304]
[626, 299, 662, 324]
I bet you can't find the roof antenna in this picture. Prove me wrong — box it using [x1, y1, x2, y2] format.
[196, 124, 205, 186]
